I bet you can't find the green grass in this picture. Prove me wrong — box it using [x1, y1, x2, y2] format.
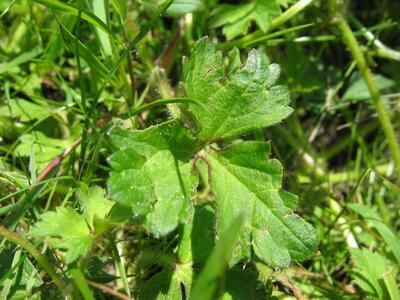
[1, 0, 400, 299]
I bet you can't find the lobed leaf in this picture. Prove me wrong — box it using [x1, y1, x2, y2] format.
[106, 38, 317, 269]
[204, 141, 318, 267]
[29, 207, 92, 263]
[15, 131, 72, 171]
[29, 186, 113, 263]
[107, 120, 199, 237]
[183, 38, 292, 143]
[79, 185, 114, 231]
[209, 0, 281, 40]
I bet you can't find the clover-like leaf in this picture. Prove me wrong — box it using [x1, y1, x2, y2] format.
[107, 120, 198, 237]
[183, 38, 292, 143]
[204, 141, 318, 267]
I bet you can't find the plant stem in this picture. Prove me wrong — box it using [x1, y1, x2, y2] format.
[349, 16, 400, 61]
[86, 280, 131, 300]
[328, 0, 400, 180]
[0, 226, 65, 291]
[270, 0, 314, 30]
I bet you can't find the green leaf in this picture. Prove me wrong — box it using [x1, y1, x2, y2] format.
[142, 0, 204, 17]
[105, 38, 316, 274]
[111, 0, 127, 20]
[29, 207, 92, 263]
[383, 268, 400, 300]
[32, 0, 117, 40]
[0, 46, 42, 75]
[60, 24, 112, 80]
[343, 73, 395, 103]
[350, 248, 396, 299]
[79, 185, 114, 231]
[348, 203, 400, 264]
[204, 141, 318, 267]
[0, 99, 53, 122]
[107, 120, 198, 237]
[178, 205, 216, 264]
[92, 0, 113, 57]
[222, 267, 267, 299]
[136, 263, 192, 300]
[70, 268, 95, 300]
[209, 0, 281, 40]
[0, 249, 43, 299]
[183, 38, 292, 142]
[15, 131, 72, 171]
[136, 270, 180, 300]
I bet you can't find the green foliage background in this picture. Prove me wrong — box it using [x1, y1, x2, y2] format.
[1, 0, 400, 299]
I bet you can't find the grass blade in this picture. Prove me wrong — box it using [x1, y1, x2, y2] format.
[59, 22, 112, 80]
[70, 268, 95, 300]
[121, 97, 205, 119]
[190, 214, 245, 300]
[0, 47, 41, 75]
[33, 0, 117, 40]
[348, 203, 400, 264]
[383, 270, 400, 300]
[92, 0, 113, 57]
[91, 0, 176, 111]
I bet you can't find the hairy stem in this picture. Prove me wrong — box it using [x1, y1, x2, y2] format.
[0, 226, 65, 291]
[328, 0, 400, 180]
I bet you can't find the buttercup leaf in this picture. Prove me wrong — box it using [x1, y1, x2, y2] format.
[29, 207, 92, 263]
[29, 186, 113, 263]
[79, 185, 114, 231]
[107, 120, 198, 237]
[183, 38, 292, 143]
[204, 141, 318, 267]
[106, 38, 316, 270]
[209, 0, 281, 40]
